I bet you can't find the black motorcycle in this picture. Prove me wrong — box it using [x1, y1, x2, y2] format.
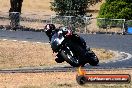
[46, 28, 99, 67]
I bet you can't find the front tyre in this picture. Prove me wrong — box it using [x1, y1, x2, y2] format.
[61, 50, 80, 67]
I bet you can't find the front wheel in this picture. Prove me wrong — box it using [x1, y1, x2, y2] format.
[61, 49, 80, 67]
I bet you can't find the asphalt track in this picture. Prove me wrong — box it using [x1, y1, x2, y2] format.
[0, 29, 132, 72]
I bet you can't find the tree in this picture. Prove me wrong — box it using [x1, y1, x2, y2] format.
[106, 0, 132, 3]
[50, 0, 102, 32]
[50, 0, 101, 16]
[98, 0, 132, 20]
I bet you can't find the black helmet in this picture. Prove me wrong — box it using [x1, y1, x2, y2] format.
[44, 24, 56, 37]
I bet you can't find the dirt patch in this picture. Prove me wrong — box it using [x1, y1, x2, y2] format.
[0, 40, 117, 69]
[92, 48, 115, 61]
[0, 69, 131, 88]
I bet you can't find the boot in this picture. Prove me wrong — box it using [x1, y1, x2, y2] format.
[55, 53, 65, 63]
[55, 58, 64, 63]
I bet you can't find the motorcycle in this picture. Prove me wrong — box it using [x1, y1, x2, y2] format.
[47, 28, 99, 67]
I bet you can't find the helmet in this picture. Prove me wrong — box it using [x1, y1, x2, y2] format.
[44, 24, 56, 37]
[45, 24, 55, 32]
[59, 26, 72, 36]
[59, 26, 68, 32]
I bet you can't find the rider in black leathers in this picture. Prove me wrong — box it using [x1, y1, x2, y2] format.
[44, 24, 87, 63]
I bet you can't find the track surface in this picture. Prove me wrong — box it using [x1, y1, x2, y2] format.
[0, 30, 132, 72]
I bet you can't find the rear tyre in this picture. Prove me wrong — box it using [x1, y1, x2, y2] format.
[87, 50, 99, 66]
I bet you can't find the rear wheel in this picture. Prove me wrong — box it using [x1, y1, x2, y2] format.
[87, 50, 99, 66]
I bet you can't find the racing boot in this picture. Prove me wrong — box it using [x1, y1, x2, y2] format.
[55, 53, 65, 63]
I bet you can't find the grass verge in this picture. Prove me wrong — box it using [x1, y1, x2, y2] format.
[0, 40, 116, 69]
